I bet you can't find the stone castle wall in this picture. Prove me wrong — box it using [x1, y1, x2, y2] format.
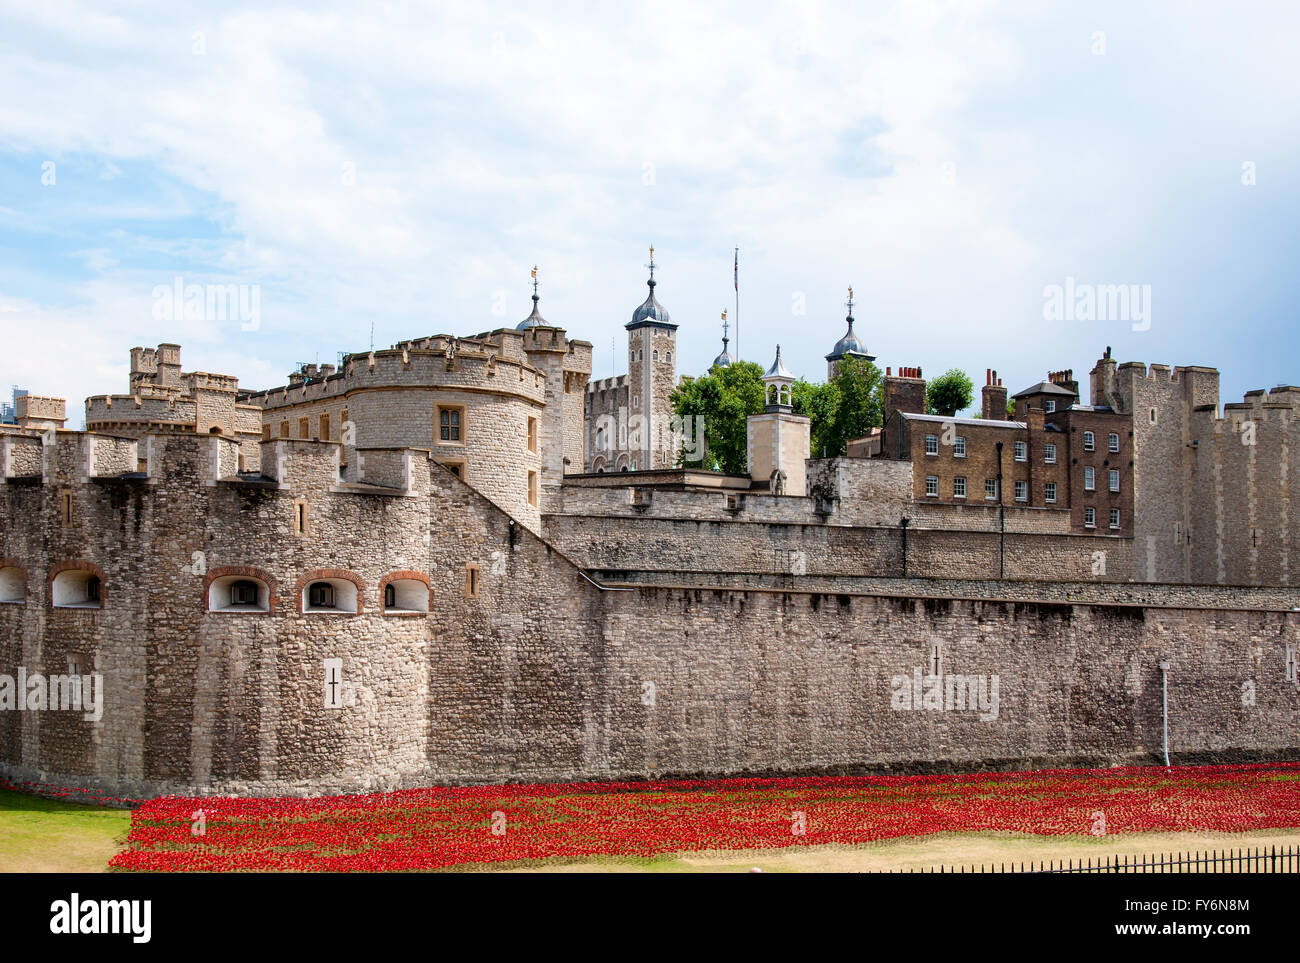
[1, 430, 1297, 799]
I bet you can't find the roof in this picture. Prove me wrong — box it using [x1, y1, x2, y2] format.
[900, 412, 1026, 430]
[627, 279, 676, 329]
[765, 346, 793, 379]
[712, 348, 734, 368]
[516, 294, 546, 329]
[825, 316, 872, 361]
[1011, 381, 1077, 399]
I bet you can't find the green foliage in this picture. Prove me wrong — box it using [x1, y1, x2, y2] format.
[926, 368, 975, 417]
[822, 356, 883, 457]
[670, 361, 765, 473]
[672, 355, 885, 469]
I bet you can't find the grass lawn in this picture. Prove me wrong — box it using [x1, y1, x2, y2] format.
[0, 789, 131, 873]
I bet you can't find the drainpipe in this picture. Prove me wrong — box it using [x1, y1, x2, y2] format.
[995, 441, 1005, 579]
[900, 516, 910, 577]
[1159, 660, 1170, 766]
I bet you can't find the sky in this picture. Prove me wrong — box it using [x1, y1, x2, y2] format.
[1, 0, 1298, 426]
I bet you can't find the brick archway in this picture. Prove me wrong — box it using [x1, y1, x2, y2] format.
[48, 559, 107, 608]
[379, 570, 431, 615]
[294, 568, 365, 615]
[203, 565, 279, 613]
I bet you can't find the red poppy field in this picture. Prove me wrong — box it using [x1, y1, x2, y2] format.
[88, 762, 1300, 872]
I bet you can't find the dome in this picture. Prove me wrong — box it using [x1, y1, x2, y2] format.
[516, 294, 546, 330]
[712, 348, 734, 369]
[825, 316, 868, 361]
[630, 279, 672, 326]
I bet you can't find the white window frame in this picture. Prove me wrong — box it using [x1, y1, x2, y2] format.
[1045, 482, 1057, 503]
[1108, 432, 1120, 453]
[954, 437, 966, 458]
[953, 476, 966, 498]
[1109, 469, 1120, 493]
[925, 435, 939, 456]
[1045, 400, 1055, 413]
[1084, 466, 1095, 491]
[1084, 507, 1096, 529]
[1083, 431, 1095, 451]
[1044, 443, 1056, 464]
[925, 475, 939, 497]
[1014, 441, 1027, 462]
[984, 478, 997, 500]
[1014, 480, 1028, 502]
[1109, 508, 1120, 530]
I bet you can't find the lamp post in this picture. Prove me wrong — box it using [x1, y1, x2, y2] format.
[1159, 660, 1170, 767]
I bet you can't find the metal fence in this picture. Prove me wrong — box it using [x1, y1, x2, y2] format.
[912, 845, 1299, 873]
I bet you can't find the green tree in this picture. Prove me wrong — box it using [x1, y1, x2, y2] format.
[823, 356, 883, 457]
[792, 378, 840, 459]
[671, 360, 765, 473]
[926, 368, 975, 417]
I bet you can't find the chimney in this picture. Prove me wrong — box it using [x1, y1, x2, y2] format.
[1089, 346, 1121, 410]
[981, 369, 1009, 421]
[882, 365, 927, 456]
[1047, 367, 1080, 404]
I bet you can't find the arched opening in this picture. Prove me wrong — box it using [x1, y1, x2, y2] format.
[208, 575, 271, 612]
[0, 566, 25, 603]
[382, 576, 429, 614]
[52, 569, 102, 608]
[303, 578, 358, 614]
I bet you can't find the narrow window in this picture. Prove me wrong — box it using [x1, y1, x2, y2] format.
[299, 417, 309, 439]
[279, 421, 289, 438]
[262, 424, 271, 441]
[1109, 508, 1120, 529]
[1108, 432, 1119, 452]
[1084, 507, 1096, 529]
[954, 437, 966, 458]
[1109, 469, 1120, 492]
[925, 476, 938, 497]
[1084, 466, 1096, 491]
[1150, 407, 1158, 424]
[953, 476, 966, 498]
[320, 413, 330, 440]
[1286, 643, 1297, 683]
[465, 564, 480, 599]
[925, 435, 939, 455]
[527, 417, 538, 453]
[652, 350, 658, 362]
[1014, 479, 1027, 502]
[85, 576, 100, 602]
[1044, 443, 1056, 464]
[528, 470, 539, 507]
[1014, 441, 1027, 462]
[60, 491, 73, 525]
[1045, 481, 1057, 503]
[1083, 431, 1095, 451]
[984, 478, 997, 500]
[930, 644, 942, 676]
[293, 499, 308, 535]
[384, 583, 396, 608]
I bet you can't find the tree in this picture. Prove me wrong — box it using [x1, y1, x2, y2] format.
[671, 360, 765, 473]
[792, 379, 839, 459]
[926, 368, 975, 417]
[823, 356, 883, 457]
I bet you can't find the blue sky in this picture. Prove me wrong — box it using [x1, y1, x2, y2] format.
[1, 0, 1298, 426]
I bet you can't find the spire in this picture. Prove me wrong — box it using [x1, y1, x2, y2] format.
[826, 284, 874, 363]
[712, 309, 733, 368]
[763, 344, 794, 410]
[516, 264, 547, 329]
[628, 244, 676, 329]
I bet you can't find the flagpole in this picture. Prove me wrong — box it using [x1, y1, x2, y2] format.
[734, 246, 739, 361]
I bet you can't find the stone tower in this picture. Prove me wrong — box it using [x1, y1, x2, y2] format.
[625, 247, 678, 469]
[747, 345, 810, 494]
